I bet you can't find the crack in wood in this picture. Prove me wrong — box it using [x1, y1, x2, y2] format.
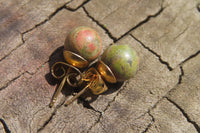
[83, 0, 165, 44]
[101, 81, 129, 114]
[141, 113, 155, 133]
[87, 81, 129, 132]
[37, 111, 56, 132]
[87, 60, 181, 132]
[66, 0, 91, 11]
[0, 2, 71, 92]
[83, 1, 172, 72]
[0, 118, 11, 133]
[166, 97, 200, 132]
[29, 107, 46, 133]
[159, 66, 184, 98]
[178, 66, 184, 84]
[0, 60, 47, 92]
[180, 50, 200, 66]
[173, 26, 188, 40]
[86, 107, 105, 132]
[82, 6, 117, 42]
[22, 3, 70, 35]
[26, 61, 49, 76]
[37, 96, 102, 132]
[0, 72, 26, 91]
[0, 43, 24, 62]
[0, 1, 72, 63]
[141, 66, 182, 111]
[37, 99, 66, 132]
[134, 66, 183, 127]
[0, 32, 24, 62]
[116, 3, 165, 43]
[130, 34, 173, 71]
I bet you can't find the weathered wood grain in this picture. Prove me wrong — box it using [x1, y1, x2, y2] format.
[0, 65, 54, 132]
[0, 0, 200, 132]
[66, 0, 88, 10]
[131, 0, 200, 68]
[147, 99, 197, 133]
[85, 0, 163, 39]
[0, 0, 72, 60]
[168, 54, 200, 128]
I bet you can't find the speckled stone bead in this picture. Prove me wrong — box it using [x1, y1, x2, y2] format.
[101, 44, 139, 82]
[64, 26, 102, 61]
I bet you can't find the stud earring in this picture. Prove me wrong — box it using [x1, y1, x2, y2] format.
[49, 26, 102, 107]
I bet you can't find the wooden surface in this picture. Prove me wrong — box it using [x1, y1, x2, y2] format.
[0, 0, 200, 132]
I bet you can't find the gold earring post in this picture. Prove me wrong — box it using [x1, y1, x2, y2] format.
[49, 75, 67, 108]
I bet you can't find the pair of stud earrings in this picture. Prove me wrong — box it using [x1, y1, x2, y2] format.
[49, 26, 139, 107]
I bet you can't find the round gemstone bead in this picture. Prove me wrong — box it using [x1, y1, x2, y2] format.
[101, 44, 139, 82]
[64, 26, 102, 61]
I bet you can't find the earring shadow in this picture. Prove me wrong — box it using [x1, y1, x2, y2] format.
[45, 46, 75, 106]
[103, 81, 124, 95]
[45, 46, 64, 86]
[79, 79, 124, 105]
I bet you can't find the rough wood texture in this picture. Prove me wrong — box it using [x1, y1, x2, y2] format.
[131, 0, 200, 69]
[85, 0, 162, 39]
[147, 99, 197, 133]
[0, 0, 200, 132]
[0, 0, 72, 60]
[168, 54, 200, 129]
[66, 0, 88, 10]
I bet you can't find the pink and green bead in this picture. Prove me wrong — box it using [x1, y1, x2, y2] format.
[64, 26, 102, 62]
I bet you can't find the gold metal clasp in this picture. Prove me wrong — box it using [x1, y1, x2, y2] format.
[49, 62, 83, 107]
[64, 67, 108, 106]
